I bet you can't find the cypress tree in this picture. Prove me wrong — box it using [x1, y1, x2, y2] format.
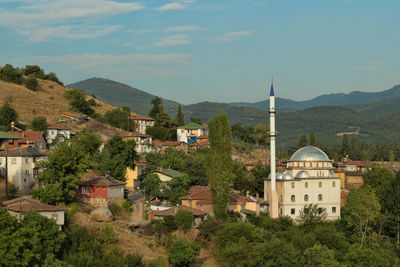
[341, 134, 350, 156]
[149, 96, 163, 119]
[205, 112, 233, 219]
[176, 104, 185, 127]
[310, 132, 316, 146]
[298, 134, 308, 148]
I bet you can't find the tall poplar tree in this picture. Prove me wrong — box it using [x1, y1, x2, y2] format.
[149, 96, 163, 119]
[298, 134, 308, 148]
[341, 134, 350, 156]
[176, 104, 185, 126]
[310, 132, 316, 146]
[206, 112, 233, 219]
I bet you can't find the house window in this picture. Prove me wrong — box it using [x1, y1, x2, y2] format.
[291, 208, 295, 215]
[318, 194, 323, 201]
[11, 158, 16, 164]
[304, 194, 309, 201]
[305, 182, 308, 188]
[25, 158, 29, 164]
[291, 182, 295, 189]
[319, 181, 322, 188]
[332, 207, 336, 213]
[332, 181, 336, 187]
[82, 187, 89, 195]
[291, 195, 295, 202]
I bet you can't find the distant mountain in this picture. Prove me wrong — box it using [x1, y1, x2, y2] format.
[230, 85, 400, 111]
[68, 78, 180, 115]
[349, 97, 400, 117]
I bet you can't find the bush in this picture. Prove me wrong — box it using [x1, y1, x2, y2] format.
[31, 116, 47, 131]
[0, 64, 23, 84]
[167, 239, 200, 267]
[175, 210, 194, 233]
[121, 199, 131, 212]
[25, 76, 39, 91]
[108, 203, 123, 217]
[24, 65, 45, 77]
[98, 224, 119, 245]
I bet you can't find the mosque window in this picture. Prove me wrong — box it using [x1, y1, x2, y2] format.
[332, 181, 336, 187]
[319, 181, 322, 188]
[291, 182, 295, 188]
[304, 195, 309, 201]
[332, 207, 336, 213]
[305, 182, 308, 188]
[291, 208, 295, 215]
[318, 194, 323, 201]
[291, 195, 295, 202]
[318, 208, 323, 214]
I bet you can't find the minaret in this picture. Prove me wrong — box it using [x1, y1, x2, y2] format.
[269, 79, 279, 218]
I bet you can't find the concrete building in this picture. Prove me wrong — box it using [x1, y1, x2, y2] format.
[264, 146, 341, 221]
[3, 196, 65, 229]
[125, 160, 146, 191]
[0, 147, 47, 191]
[177, 123, 208, 144]
[130, 113, 155, 134]
[0, 131, 21, 149]
[123, 132, 153, 153]
[46, 124, 75, 144]
[6, 131, 47, 149]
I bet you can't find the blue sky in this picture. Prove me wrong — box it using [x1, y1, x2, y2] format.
[0, 0, 399, 104]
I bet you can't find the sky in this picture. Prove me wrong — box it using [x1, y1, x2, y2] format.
[0, 0, 399, 104]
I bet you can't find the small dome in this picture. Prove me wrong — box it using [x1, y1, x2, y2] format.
[296, 171, 310, 179]
[283, 173, 293, 180]
[276, 172, 284, 180]
[329, 170, 336, 177]
[289, 146, 330, 162]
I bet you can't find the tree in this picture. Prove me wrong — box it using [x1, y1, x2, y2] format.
[343, 186, 381, 248]
[71, 129, 102, 156]
[162, 173, 191, 205]
[206, 112, 233, 219]
[24, 65, 45, 77]
[25, 76, 39, 91]
[0, 64, 23, 84]
[250, 124, 269, 148]
[32, 143, 93, 205]
[341, 134, 350, 156]
[149, 96, 163, 119]
[297, 204, 327, 226]
[146, 126, 169, 141]
[381, 172, 400, 244]
[309, 132, 316, 146]
[175, 104, 185, 127]
[183, 156, 208, 186]
[175, 210, 194, 233]
[103, 107, 132, 131]
[250, 162, 270, 197]
[298, 134, 307, 148]
[362, 164, 394, 202]
[143, 173, 162, 199]
[31, 116, 47, 131]
[167, 239, 200, 267]
[301, 244, 340, 267]
[64, 89, 95, 117]
[190, 117, 202, 124]
[160, 148, 187, 170]
[0, 96, 18, 128]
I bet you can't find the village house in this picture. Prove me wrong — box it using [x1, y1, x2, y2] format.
[3, 196, 65, 229]
[130, 113, 155, 134]
[180, 186, 259, 217]
[338, 161, 370, 173]
[188, 135, 210, 150]
[77, 175, 125, 206]
[125, 160, 146, 191]
[60, 111, 90, 123]
[46, 124, 76, 144]
[6, 131, 47, 149]
[122, 132, 153, 153]
[177, 123, 208, 144]
[152, 169, 185, 183]
[153, 140, 188, 153]
[0, 131, 21, 149]
[148, 205, 208, 226]
[0, 147, 47, 191]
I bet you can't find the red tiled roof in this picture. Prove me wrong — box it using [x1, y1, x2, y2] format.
[47, 124, 72, 130]
[123, 132, 151, 138]
[197, 135, 208, 139]
[154, 205, 208, 217]
[188, 140, 209, 147]
[181, 186, 247, 205]
[80, 176, 125, 187]
[130, 113, 155, 121]
[0, 147, 46, 157]
[8, 131, 45, 144]
[341, 161, 369, 167]
[3, 197, 65, 212]
[162, 141, 187, 146]
[61, 111, 80, 117]
[189, 185, 209, 194]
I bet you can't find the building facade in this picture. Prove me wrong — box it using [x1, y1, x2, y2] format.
[130, 113, 155, 134]
[264, 146, 341, 221]
[123, 132, 153, 153]
[177, 123, 208, 144]
[46, 124, 76, 144]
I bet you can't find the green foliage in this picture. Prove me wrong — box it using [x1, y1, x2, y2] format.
[341, 134, 350, 156]
[103, 106, 133, 131]
[174, 210, 194, 233]
[297, 204, 328, 226]
[0, 96, 18, 128]
[32, 142, 93, 205]
[121, 199, 131, 212]
[162, 173, 191, 205]
[143, 173, 162, 199]
[97, 135, 139, 180]
[98, 224, 119, 245]
[146, 126, 169, 141]
[183, 155, 208, 185]
[298, 134, 308, 148]
[250, 124, 269, 148]
[206, 112, 233, 218]
[167, 239, 200, 267]
[363, 164, 394, 202]
[43, 254, 72, 267]
[24, 65, 45, 77]
[149, 96, 163, 119]
[31, 116, 47, 131]
[343, 245, 398, 267]
[0, 64, 23, 84]
[108, 203, 124, 217]
[310, 132, 316, 146]
[175, 104, 185, 126]
[64, 89, 95, 117]
[71, 128, 102, 156]
[160, 148, 187, 170]
[25, 76, 39, 91]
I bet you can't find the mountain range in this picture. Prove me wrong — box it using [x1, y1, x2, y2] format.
[68, 78, 400, 147]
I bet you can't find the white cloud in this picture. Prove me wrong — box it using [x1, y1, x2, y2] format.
[154, 34, 191, 47]
[164, 25, 204, 32]
[350, 61, 383, 71]
[154, 2, 186, 11]
[19, 25, 122, 42]
[216, 31, 255, 42]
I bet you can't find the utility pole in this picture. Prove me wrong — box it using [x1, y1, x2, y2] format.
[5, 156, 8, 200]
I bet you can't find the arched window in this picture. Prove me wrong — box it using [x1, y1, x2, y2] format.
[332, 181, 336, 187]
[318, 194, 323, 201]
[291, 182, 295, 189]
[291, 195, 295, 202]
[319, 181, 322, 188]
[305, 182, 308, 188]
[304, 194, 309, 201]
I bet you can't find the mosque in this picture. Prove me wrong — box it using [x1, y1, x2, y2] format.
[264, 80, 341, 220]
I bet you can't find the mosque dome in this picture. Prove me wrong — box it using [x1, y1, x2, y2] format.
[267, 172, 284, 180]
[289, 146, 330, 162]
[283, 173, 293, 180]
[296, 171, 311, 179]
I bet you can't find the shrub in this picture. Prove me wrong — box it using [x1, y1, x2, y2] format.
[31, 116, 47, 131]
[121, 199, 131, 212]
[108, 203, 123, 216]
[0, 64, 23, 84]
[25, 76, 39, 91]
[167, 239, 200, 267]
[98, 224, 119, 245]
[175, 210, 194, 233]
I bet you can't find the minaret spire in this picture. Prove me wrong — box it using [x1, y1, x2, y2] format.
[269, 78, 279, 218]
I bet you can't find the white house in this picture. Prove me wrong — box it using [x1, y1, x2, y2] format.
[264, 146, 341, 221]
[123, 132, 153, 153]
[3, 196, 65, 229]
[130, 113, 155, 134]
[0, 147, 47, 191]
[46, 124, 76, 144]
[177, 123, 208, 143]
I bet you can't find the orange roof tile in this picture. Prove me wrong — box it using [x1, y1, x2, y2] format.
[8, 131, 45, 144]
[3, 197, 65, 212]
[154, 205, 208, 217]
[130, 113, 155, 121]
